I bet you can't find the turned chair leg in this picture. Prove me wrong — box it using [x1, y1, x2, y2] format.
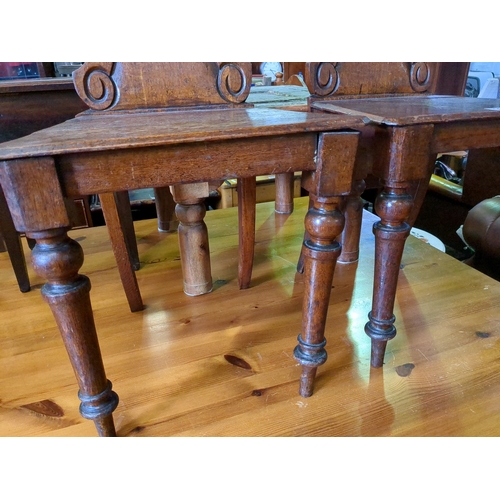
[171, 184, 213, 296]
[293, 131, 359, 397]
[364, 185, 413, 367]
[294, 196, 344, 397]
[30, 228, 119, 436]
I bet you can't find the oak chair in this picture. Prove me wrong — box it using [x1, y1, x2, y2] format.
[302, 62, 500, 368]
[0, 62, 364, 435]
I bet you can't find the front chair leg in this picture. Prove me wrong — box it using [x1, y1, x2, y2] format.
[364, 184, 413, 367]
[30, 228, 119, 436]
[294, 196, 344, 397]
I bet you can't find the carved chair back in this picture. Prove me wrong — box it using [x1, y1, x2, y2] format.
[72, 62, 253, 112]
[304, 62, 464, 102]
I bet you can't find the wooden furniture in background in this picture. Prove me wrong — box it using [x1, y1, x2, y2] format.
[0, 62, 364, 436]
[304, 61, 500, 370]
[0, 77, 143, 310]
[0, 78, 89, 292]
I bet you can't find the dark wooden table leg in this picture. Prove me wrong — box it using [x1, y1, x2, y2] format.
[30, 228, 119, 436]
[100, 192, 144, 313]
[171, 183, 213, 296]
[237, 176, 256, 289]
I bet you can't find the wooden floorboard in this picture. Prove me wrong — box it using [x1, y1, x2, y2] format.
[1, 197, 500, 437]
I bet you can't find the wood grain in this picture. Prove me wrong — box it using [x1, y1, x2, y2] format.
[1, 197, 500, 436]
[0, 108, 364, 160]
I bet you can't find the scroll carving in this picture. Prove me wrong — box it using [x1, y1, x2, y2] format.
[305, 62, 339, 97]
[409, 62, 432, 92]
[73, 62, 116, 111]
[217, 63, 251, 103]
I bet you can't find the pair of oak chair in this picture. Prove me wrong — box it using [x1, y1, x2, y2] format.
[5, 61, 497, 437]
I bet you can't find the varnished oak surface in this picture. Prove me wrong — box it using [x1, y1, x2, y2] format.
[312, 96, 500, 125]
[0, 108, 364, 160]
[1, 197, 500, 436]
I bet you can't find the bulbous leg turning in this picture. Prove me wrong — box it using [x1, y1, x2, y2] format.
[294, 198, 344, 397]
[31, 228, 118, 436]
[365, 186, 413, 367]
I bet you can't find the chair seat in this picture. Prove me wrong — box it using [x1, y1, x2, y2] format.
[311, 96, 500, 126]
[0, 108, 364, 160]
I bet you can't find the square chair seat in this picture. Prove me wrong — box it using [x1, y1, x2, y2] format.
[311, 95, 500, 126]
[0, 107, 365, 161]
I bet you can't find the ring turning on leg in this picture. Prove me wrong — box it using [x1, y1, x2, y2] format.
[365, 187, 413, 368]
[294, 199, 344, 397]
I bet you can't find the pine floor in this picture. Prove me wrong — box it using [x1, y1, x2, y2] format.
[1, 197, 500, 437]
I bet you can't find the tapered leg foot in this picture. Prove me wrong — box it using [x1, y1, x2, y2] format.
[365, 312, 396, 367]
[297, 365, 319, 398]
[94, 414, 118, 437]
[79, 379, 119, 436]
